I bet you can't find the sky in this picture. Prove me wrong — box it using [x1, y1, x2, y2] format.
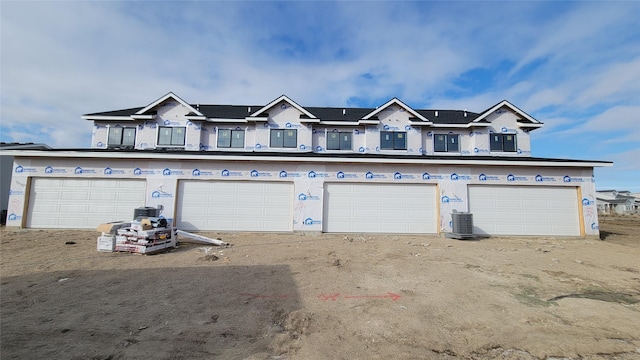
[1, 1, 639, 191]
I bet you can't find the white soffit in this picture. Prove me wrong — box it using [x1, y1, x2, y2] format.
[82, 115, 133, 121]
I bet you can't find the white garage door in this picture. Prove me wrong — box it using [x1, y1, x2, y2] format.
[323, 183, 437, 233]
[176, 181, 293, 231]
[26, 178, 146, 229]
[468, 185, 580, 236]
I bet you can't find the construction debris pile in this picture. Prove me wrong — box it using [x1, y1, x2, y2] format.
[97, 207, 229, 255]
[97, 216, 175, 254]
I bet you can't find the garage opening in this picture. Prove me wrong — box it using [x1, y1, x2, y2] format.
[26, 178, 146, 229]
[468, 185, 580, 236]
[323, 183, 437, 234]
[176, 180, 293, 231]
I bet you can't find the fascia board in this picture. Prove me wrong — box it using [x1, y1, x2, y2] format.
[7, 150, 613, 168]
[408, 121, 434, 126]
[429, 123, 491, 128]
[362, 98, 429, 121]
[82, 116, 134, 121]
[358, 120, 380, 125]
[207, 118, 248, 123]
[136, 92, 204, 117]
[428, 124, 471, 128]
[319, 121, 360, 126]
[250, 95, 317, 119]
[185, 115, 207, 121]
[131, 114, 156, 120]
[519, 123, 544, 128]
[245, 116, 268, 122]
[300, 119, 321, 123]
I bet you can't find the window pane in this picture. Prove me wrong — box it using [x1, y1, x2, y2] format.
[327, 132, 340, 150]
[434, 134, 447, 152]
[231, 130, 244, 148]
[503, 134, 516, 152]
[380, 131, 394, 149]
[490, 134, 503, 151]
[394, 132, 406, 150]
[448, 134, 459, 152]
[158, 127, 172, 145]
[271, 129, 283, 148]
[171, 127, 185, 146]
[108, 127, 123, 145]
[340, 132, 352, 150]
[122, 128, 136, 146]
[283, 129, 297, 148]
[218, 129, 231, 148]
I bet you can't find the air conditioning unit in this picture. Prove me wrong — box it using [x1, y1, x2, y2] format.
[449, 211, 475, 240]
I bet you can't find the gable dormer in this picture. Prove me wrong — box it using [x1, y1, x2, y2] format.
[470, 100, 543, 156]
[473, 100, 543, 131]
[360, 98, 429, 155]
[250, 95, 316, 152]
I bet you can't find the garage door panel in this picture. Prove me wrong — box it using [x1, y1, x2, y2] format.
[27, 178, 146, 229]
[469, 185, 579, 236]
[324, 183, 437, 234]
[90, 204, 118, 213]
[33, 192, 62, 201]
[177, 181, 293, 232]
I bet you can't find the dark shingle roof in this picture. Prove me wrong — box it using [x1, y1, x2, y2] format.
[84, 107, 144, 117]
[85, 104, 481, 124]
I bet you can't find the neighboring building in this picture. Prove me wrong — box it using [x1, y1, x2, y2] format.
[2, 92, 612, 237]
[596, 190, 639, 215]
[0, 142, 51, 224]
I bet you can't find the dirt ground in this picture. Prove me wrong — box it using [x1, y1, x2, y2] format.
[1, 215, 639, 360]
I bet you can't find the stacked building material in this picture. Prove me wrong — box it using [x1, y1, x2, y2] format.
[114, 218, 175, 254]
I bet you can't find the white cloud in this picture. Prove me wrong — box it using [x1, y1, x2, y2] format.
[1, 1, 639, 188]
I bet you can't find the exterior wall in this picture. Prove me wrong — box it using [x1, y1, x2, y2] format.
[484, 108, 532, 156]
[313, 126, 366, 153]
[6, 156, 600, 236]
[88, 101, 535, 157]
[254, 102, 314, 152]
[1, 155, 14, 217]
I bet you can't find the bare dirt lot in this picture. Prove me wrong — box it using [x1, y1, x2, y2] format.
[1, 216, 639, 360]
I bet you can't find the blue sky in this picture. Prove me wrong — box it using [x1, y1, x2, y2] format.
[1, 1, 638, 190]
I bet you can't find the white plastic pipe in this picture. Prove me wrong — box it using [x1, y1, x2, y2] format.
[175, 229, 228, 246]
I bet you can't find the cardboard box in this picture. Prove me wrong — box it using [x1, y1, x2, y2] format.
[130, 221, 152, 231]
[97, 235, 116, 252]
[96, 221, 131, 235]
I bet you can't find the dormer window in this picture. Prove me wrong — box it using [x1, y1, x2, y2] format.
[217, 129, 245, 148]
[108, 127, 136, 147]
[270, 129, 297, 148]
[327, 132, 352, 150]
[434, 134, 459, 153]
[490, 133, 517, 152]
[158, 126, 186, 146]
[380, 131, 406, 150]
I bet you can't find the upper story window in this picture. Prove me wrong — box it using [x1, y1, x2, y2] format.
[327, 131, 352, 150]
[108, 127, 136, 146]
[490, 133, 517, 152]
[158, 126, 186, 146]
[380, 131, 406, 150]
[217, 129, 245, 148]
[270, 129, 297, 148]
[434, 134, 459, 153]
